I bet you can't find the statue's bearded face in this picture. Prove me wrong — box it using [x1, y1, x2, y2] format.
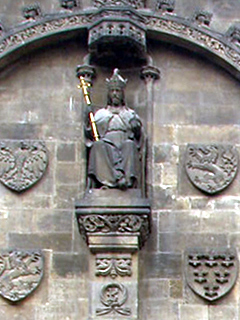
[108, 87, 124, 106]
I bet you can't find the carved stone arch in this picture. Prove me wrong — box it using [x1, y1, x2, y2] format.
[0, 10, 239, 80]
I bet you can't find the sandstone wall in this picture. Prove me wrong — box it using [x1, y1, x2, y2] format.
[0, 1, 239, 320]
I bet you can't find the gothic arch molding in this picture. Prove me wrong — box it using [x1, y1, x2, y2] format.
[0, 9, 239, 79]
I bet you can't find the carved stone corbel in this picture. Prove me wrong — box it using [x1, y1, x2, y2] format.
[60, 0, 78, 9]
[225, 25, 240, 48]
[75, 190, 151, 252]
[22, 4, 42, 20]
[191, 9, 213, 27]
[156, 0, 175, 14]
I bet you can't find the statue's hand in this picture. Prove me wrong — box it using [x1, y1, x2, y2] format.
[130, 118, 139, 128]
[129, 117, 141, 139]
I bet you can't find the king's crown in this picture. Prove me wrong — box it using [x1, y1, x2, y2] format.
[106, 69, 127, 89]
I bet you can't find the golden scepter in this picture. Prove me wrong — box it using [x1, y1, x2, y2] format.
[78, 76, 99, 141]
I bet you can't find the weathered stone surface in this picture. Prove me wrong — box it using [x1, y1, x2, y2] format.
[160, 232, 228, 253]
[8, 233, 72, 251]
[139, 253, 182, 278]
[154, 144, 173, 163]
[35, 299, 88, 320]
[170, 279, 183, 299]
[200, 210, 236, 233]
[176, 126, 240, 145]
[161, 163, 178, 186]
[57, 143, 76, 162]
[54, 184, 81, 209]
[140, 300, 179, 320]
[0, 305, 36, 320]
[209, 305, 238, 320]
[153, 125, 176, 144]
[153, 186, 174, 209]
[52, 252, 88, 277]
[179, 305, 208, 320]
[140, 279, 169, 300]
[33, 210, 73, 233]
[56, 163, 81, 184]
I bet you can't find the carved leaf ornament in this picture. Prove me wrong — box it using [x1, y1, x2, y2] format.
[185, 248, 238, 301]
[0, 140, 48, 192]
[96, 256, 132, 278]
[0, 250, 44, 302]
[185, 144, 238, 194]
[81, 214, 144, 233]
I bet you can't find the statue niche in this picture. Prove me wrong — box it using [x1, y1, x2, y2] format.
[84, 69, 146, 192]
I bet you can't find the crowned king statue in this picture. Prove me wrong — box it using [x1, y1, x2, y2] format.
[86, 69, 145, 191]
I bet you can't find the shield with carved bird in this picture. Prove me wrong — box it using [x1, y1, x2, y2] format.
[0, 140, 48, 192]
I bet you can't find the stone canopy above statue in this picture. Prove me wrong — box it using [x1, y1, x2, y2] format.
[88, 6, 147, 67]
[84, 69, 146, 194]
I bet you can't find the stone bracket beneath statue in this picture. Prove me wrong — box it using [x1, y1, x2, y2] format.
[75, 189, 151, 252]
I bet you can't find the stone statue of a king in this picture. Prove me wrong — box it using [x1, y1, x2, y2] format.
[86, 69, 146, 191]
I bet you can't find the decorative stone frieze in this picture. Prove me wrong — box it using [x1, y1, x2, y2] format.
[185, 248, 238, 301]
[0, 10, 239, 77]
[185, 144, 238, 194]
[0, 140, 48, 192]
[0, 249, 44, 302]
[93, 0, 145, 9]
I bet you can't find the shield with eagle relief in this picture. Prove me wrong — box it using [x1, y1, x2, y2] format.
[0, 140, 48, 192]
[185, 144, 238, 194]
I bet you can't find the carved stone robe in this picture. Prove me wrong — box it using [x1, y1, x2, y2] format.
[87, 105, 144, 188]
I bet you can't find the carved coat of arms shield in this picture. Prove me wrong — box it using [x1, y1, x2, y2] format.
[0, 249, 44, 302]
[0, 140, 48, 192]
[185, 248, 238, 301]
[185, 144, 238, 194]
